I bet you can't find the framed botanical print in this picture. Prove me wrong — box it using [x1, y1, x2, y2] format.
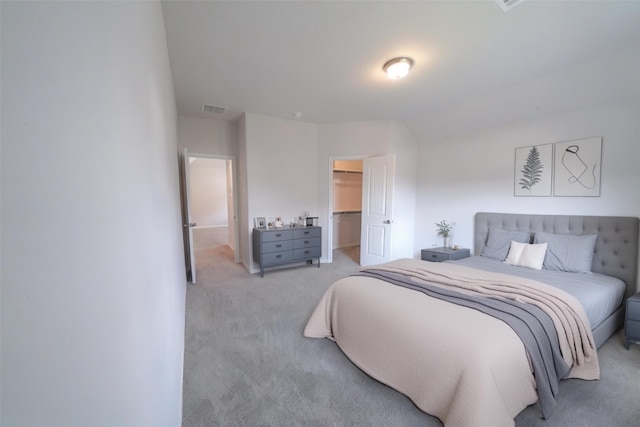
[514, 143, 553, 197]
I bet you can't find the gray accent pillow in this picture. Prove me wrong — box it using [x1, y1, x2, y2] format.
[481, 228, 531, 261]
[533, 231, 598, 273]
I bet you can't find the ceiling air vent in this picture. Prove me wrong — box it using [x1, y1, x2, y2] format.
[202, 104, 227, 114]
[494, 0, 526, 12]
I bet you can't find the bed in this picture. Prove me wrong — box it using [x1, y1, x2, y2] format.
[304, 212, 639, 427]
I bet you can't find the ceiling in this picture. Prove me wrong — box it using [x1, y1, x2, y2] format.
[161, 0, 640, 142]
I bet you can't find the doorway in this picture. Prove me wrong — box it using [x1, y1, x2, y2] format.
[327, 155, 396, 266]
[185, 154, 239, 282]
[330, 158, 363, 264]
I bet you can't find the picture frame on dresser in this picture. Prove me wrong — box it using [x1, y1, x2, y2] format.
[254, 217, 266, 228]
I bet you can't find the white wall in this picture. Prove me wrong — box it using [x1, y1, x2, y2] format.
[414, 100, 640, 288]
[177, 115, 238, 157]
[237, 115, 250, 268]
[1, 2, 186, 426]
[189, 159, 229, 227]
[388, 121, 419, 259]
[243, 113, 319, 272]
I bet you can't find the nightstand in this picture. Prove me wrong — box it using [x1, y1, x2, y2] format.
[624, 293, 640, 349]
[421, 247, 470, 262]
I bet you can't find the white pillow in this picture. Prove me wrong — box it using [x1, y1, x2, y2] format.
[504, 241, 548, 270]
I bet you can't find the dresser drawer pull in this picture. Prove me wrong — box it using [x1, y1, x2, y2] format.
[275, 233, 282, 237]
[276, 244, 282, 248]
[431, 254, 438, 259]
[304, 250, 310, 254]
[304, 240, 309, 244]
[304, 231, 310, 235]
[276, 255, 282, 259]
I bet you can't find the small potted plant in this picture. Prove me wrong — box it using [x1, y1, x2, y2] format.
[435, 220, 452, 248]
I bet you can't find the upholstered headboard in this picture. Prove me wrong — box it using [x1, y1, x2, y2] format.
[474, 212, 639, 300]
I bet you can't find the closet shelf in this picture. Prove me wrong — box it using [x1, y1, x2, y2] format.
[333, 169, 363, 174]
[333, 210, 362, 215]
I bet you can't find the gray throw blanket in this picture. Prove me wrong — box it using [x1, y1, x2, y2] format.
[354, 268, 571, 419]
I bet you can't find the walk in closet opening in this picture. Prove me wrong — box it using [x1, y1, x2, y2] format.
[332, 159, 363, 263]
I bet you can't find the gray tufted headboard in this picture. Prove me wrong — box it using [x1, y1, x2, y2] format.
[474, 212, 639, 300]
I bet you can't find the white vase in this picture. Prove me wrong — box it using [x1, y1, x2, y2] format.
[443, 236, 450, 248]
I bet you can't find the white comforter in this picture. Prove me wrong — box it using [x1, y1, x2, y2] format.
[303, 258, 598, 427]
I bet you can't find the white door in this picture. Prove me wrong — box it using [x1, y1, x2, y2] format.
[181, 149, 197, 283]
[360, 155, 395, 266]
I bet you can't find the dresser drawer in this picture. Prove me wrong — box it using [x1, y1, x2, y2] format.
[422, 251, 449, 262]
[261, 229, 293, 242]
[421, 248, 470, 262]
[294, 246, 321, 260]
[627, 299, 640, 320]
[262, 251, 293, 266]
[626, 319, 640, 338]
[449, 250, 470, 260]
[262, 240, 294, 253]
[294, 227, 321, 239]
[293, 236, 321, 249]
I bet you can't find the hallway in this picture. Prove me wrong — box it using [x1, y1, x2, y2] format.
[192, 226, 237, 285]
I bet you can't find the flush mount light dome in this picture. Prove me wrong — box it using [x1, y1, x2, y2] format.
[383, 57, 414, 79]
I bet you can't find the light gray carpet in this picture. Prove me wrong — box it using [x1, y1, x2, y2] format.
[183, 229, 640, 426]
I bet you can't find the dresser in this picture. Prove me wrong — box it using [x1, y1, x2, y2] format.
[253, 226, 321, 277]
[624, 293, 640, 349]
[421, 247, 470, 262]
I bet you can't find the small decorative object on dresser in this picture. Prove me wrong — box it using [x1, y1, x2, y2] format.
[421, 247, 470, 263]
[624, 293, 640, 349]
[255, 217, 266, 228]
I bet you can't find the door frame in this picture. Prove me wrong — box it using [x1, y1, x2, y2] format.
[326, 154, 366, 264]
[186, 152, 240, 264]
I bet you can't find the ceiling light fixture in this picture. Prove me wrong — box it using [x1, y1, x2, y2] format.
[383, 57, 414, 80]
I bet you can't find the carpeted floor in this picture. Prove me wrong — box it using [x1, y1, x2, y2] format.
[182, 227, 640, 426]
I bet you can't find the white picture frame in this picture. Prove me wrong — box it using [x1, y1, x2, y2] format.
[553, 137, 602, 197]
[254, 217, 266, 228]
[514, 143, 553, 197]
